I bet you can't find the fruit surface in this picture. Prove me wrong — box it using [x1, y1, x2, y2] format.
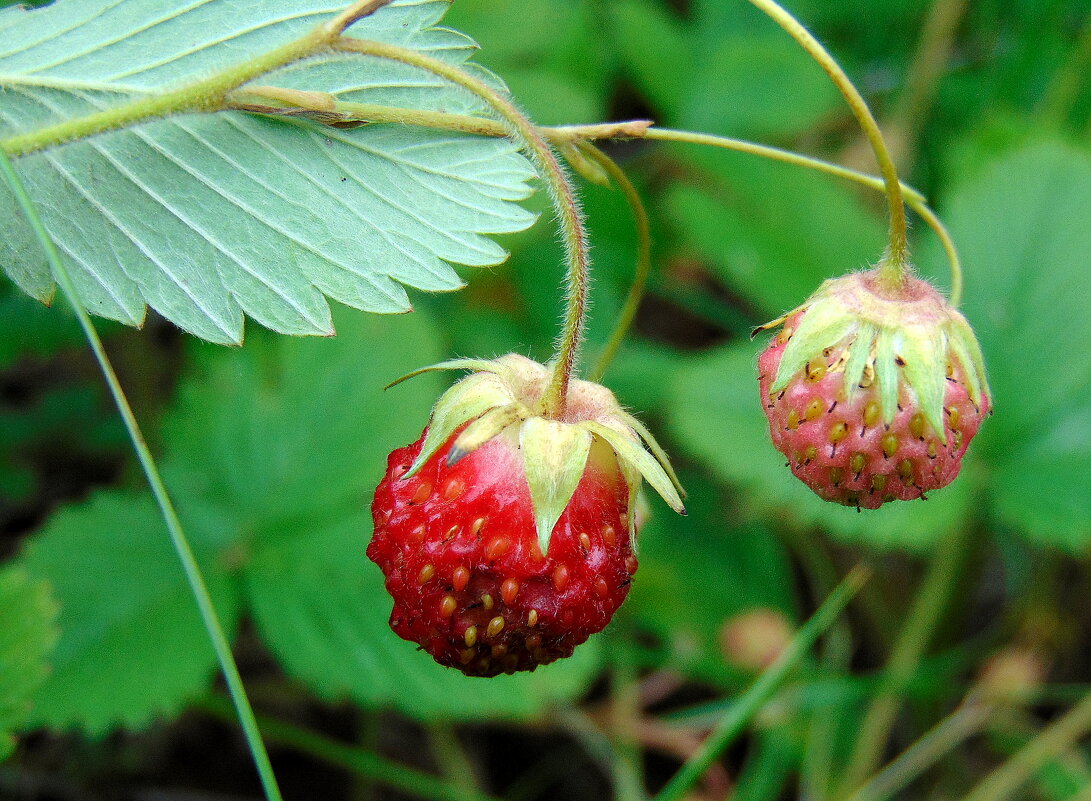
[759, 308, 990, 509]
[368, 426, 636, 677]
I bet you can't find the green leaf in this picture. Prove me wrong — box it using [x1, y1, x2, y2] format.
[1, 0, 536, 343]
[667, 342, 974, 551]
[161, 307, 446, 527]
[0, 566, 58, 761]
[624, 471, 795, 687]
[662, 155, 886, 317]
[17, 492, 240, 733]
[245, 510, 602, 720]
[519, 417, 592, 555]
[676, 35, 841, 140]
[921, 140, 1091, 548]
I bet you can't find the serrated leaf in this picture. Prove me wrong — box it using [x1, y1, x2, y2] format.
[0, 566, 58, 761]
[17, 492, 240, 733]
[245, 511, 602, 720]
[921, 140, 1091, 548]
[162, 306, 444, 527]
[1, 0, 536, 343]
[668, 342, 973, 551]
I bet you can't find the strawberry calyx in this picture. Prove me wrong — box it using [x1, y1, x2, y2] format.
[387, 354, 685, 555]
[754, 269, 990, 440]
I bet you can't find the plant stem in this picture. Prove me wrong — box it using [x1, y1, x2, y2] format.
[846, 699, 992, 801]
[335, 38, 590, 419]
[197, 696, 504, 801]
[654, 565, 870, 801]
[578, 144, 652, 383]
[0, 153, 283, 801]
[962, 694, 1091, 801]
[841, 523, 974, 795]
[0, 0, 394, 158]
[746, 0, 911, 288]
[641, 127, 963, 304]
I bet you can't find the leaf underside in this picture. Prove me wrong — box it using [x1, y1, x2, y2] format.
[0, 0, 537, 343]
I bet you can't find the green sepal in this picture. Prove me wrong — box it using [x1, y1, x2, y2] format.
[448, 402, 530, 466]
[406, 371, 513, 477]
[874, 326, 899, 425]
[582, 421, 686, 517]
[948, 317, 990, 410]
[899, 325, 948, 438]
[841, 323, 875, 399]
[771, 294, 856, 394]
[617, 410, 686, 500]
[519, 419, 593, 557]
[384, 358, 509, 391]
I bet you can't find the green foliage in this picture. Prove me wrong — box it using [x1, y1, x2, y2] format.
[20, 493, 240, 732]
[16, 307, 599, 730]
[0, 566, 57, 760]
[624, 471, 796, 685]
[0, 0, 536, 343]
[922, 139, 1091, 549]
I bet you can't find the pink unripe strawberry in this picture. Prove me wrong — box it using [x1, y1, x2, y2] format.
[368, 354, 685, 676]
[756, 269, 990, 509]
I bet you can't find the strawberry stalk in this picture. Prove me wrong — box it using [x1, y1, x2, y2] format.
[747, 0, 912, 293]
[336, 38, 590, 419]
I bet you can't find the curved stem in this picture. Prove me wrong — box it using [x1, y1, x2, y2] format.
[578, 144, 652, 383]
[746, 0, 911, 288]
[642, 127, 961, 303]
[654, 565, 870, 801]
[0, 153, 283, 801]
[335, 38, 589, 419]
[840, 522, 974, 794]
[0, 0, 394, 159]
[910, 201, 963, 306]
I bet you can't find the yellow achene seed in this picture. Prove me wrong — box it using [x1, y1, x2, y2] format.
[947, 406, 961, 428]
[882, 433, 899, 458]
[486, 616, 505, 638]
[805, 399, 824, 421]
[482, 593, 494, 611]
[464, 626, 478, 647]
[864, 401, 881, 427]
[417, 564, 435, 584]
[829, 467, 844, 487]
[786, 409, 801, 430]
[899, 459, 915, 480]
[440, 595, 457, 618]
[871, 474, 888, 492]
[829, 421, 848, 443]
[850, 453, 867, 474]
[910, 413, 926, 439]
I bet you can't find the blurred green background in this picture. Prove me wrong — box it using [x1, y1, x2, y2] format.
[2, 0, 1091, 799]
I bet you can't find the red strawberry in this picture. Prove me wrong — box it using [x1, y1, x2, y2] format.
[756, 270, 990, 509]
[368, 354, 684, 676]
[369, 426, 635, 677]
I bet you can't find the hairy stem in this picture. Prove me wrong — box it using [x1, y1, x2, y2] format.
[578, 144, 652, 383]
[0, 0, 394, 158]
[334, 38, 590, 419]
[746, 0, 911, 289]
[841, 524, 974, 794]
[654, 565, 870, 801]
[0, 152, 283, 801]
